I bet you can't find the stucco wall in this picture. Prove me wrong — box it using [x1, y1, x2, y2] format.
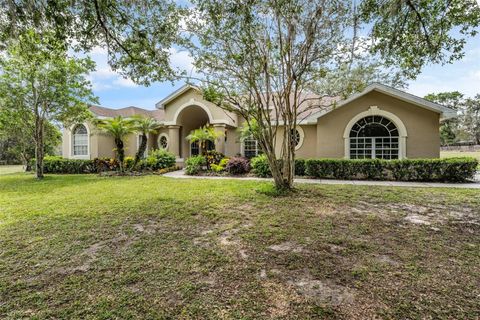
[316, 91, 440, 159]
[272, 125, 318, 159]
[163, 88, 238, 127]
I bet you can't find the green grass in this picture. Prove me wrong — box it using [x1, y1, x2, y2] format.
[0, 165, 24, 175]
[1, 174, 479, 319]
[441, 150, 480, 169]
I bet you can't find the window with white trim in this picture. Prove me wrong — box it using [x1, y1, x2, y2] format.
[72, 124, 88, 156]
[243, 136, 260, 158]
[349, 115, 399, 159]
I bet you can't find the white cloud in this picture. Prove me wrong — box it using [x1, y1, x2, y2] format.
[169, 47, 197, 76]
[407, 39, 480, 98]
[112, 77, 138, 88]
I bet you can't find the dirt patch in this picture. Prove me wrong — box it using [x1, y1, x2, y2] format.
[269, 241, 304, 253]
[57, 233, 135, 275]
[263, 280, 299, 318]
[375, 254, 400, 267]
[289, 276, 355, 306]
[404, 214, 432, 225]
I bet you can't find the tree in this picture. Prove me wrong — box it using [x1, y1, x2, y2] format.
[0, 30, 96, 178]
[424, 91, 465, 145]
[186, 125, 223, 155]
[0, 0, 184, 85]
[95, 116, 137, 172]
[360, 0, 480, 78]
[132, 116, 161, 169]
[463, 95, 480, 144]
[0, 108, 61, 169]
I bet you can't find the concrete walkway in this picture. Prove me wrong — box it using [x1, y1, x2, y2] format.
[163, 170, 480, 189]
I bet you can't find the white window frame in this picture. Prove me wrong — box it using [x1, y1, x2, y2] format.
[292, 126, 305, 151]
[70, 123, 90, 159]
[343, 106, 408, 159]
[241, 135, 260, 158]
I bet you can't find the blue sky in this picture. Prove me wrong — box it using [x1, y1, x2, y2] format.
[89, 34, 480, 111]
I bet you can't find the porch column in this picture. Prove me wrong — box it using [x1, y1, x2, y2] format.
[213, 124, 226, 154]
[167, 125, 181, 158]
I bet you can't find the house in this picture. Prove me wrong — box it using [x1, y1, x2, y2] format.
[62, 83, 455, 164]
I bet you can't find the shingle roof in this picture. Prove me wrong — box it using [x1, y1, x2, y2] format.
[89, 105, 165, 121]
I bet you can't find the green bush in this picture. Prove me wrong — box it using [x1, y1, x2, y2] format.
[185, 155, 206, 175]
[124, 156, 135, 170]
[251, 154, 271, 177]
[305, 157, 478, 182]
[295, 159, 306, 176]
[139, 149, 176, 171]
[210, 157, 229, 173]
[251, 155, 307, 177]
[38, 156, 95, 174]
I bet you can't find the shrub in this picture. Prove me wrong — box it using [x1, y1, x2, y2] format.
[93, 158, 120, 172]
[225, 156, 250, 175]
[185, 155, 207, 175]
[210, 163, 224, 173]
[140, 149, 176, 171]
[295, 159, 306, 176]
[251, 155, 307, 177]
[38, 156, 95, 174]
[123, 156, 135, 170]
[251, 154, 271, 177]
[210, 157, 229, 173]
[305, 157, 478, 182]
[205, 150, 225, 168]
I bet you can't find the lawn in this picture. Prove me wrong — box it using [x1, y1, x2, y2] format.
[0, 174, 479, 319]
[441, 150, 480, 169]
[0, 165, 24, 175]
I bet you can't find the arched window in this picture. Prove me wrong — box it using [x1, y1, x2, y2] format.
[72, 124, 88, 156]
[349, 115, 399, 159]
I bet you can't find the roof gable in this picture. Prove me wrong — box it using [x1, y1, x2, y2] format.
[155, 84, 199, 109]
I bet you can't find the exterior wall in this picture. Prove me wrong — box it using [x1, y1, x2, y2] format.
[316, 91, 440, 159]
[62, 89, 441, 160]
[163, 88, 238, 127]
[272, 125, 318, 159]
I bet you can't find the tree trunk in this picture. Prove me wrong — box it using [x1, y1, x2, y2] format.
[34, 119, 44, 179]
[133, 134, 148, 169]
[115, 138, 125, 173]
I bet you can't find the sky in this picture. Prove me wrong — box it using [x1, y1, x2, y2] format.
[88, 34, 480, 111]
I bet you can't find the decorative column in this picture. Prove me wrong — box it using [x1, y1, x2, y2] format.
[167, 125, 181, 158]
[213, 124, 226, 154]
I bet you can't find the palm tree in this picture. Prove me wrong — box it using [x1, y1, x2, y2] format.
[132, 115, 161, 168]
[95, 116, 136, 172]
[186, 125, 223, 155]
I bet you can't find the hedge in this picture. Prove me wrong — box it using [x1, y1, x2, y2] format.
[251, 155, 306, 177]
[32, 150, 177, 174]
[304, 157, 478, 182]
[35, 156, 96, 174]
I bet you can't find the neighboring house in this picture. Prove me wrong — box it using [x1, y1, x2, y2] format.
[62, 83, 456, 164]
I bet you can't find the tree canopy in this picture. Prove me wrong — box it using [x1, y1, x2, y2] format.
[0, 29, 97, 178]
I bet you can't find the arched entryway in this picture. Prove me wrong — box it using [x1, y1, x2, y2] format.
[176, 105, 214, 157]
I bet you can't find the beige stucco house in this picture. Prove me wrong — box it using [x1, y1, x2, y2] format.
[62, 83, 455, 164]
